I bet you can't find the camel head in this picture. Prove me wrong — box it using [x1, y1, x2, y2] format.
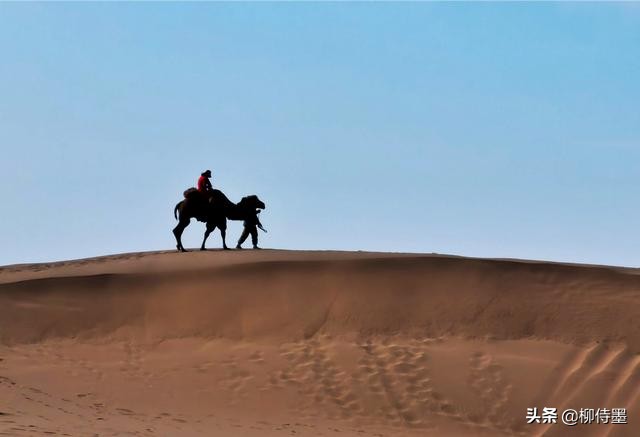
[240, 195, 266, 210]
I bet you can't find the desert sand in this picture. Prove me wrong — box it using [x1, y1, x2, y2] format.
[1, 249, 639, 436]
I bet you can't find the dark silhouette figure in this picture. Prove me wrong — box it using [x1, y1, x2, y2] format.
[173, 189, 266, 251]
[197, 170, 213, 194]
[236, 210, 267, 249]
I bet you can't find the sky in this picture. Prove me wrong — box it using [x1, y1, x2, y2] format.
[0, 3, 639, 267]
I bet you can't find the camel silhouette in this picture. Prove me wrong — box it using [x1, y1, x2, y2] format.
[173, 189, 266, 251]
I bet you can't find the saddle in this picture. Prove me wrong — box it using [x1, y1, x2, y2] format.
[183, 187, 212, 222]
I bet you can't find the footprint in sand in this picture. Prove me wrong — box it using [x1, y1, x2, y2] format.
[358, 341, 446, 428]
[218, 362, 255, 403]
[467, 351, 512, 428]
[274, 339, 364, 422]
[248, 351, 264, 364]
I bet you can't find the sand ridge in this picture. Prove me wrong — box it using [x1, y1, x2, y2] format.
[1, 250, 639, 436]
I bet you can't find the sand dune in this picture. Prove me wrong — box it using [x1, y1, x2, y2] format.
[1, 250, 639, 436]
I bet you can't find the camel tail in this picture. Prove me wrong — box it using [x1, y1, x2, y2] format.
[174, 201, 182, 220]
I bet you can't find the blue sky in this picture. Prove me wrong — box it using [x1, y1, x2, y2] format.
[1, 3, 639, 266]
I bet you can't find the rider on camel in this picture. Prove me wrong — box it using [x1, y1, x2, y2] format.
[197, 170, 213, 196]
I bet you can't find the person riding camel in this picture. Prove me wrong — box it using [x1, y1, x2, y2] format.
[197, 170, 213, 196]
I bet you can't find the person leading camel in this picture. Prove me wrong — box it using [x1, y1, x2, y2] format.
[236, 209, 266, 249]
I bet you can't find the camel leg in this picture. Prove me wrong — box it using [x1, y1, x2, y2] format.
[173, 218, 190, 252]
[201, 222, 216, 250]
[221, 228, 229, 250]
[219, 219, 229, 250]
[236, 227, 250, 249]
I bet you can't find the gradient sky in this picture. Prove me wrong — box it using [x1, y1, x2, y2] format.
[1, 3, 639, 267]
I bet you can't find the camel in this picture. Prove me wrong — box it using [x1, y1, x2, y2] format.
[173, 189, 266, 251]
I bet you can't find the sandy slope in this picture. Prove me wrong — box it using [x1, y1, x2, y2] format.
[1, 250, 639, 436]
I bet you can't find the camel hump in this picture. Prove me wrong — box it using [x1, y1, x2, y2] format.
[210, 189, 232, 205]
